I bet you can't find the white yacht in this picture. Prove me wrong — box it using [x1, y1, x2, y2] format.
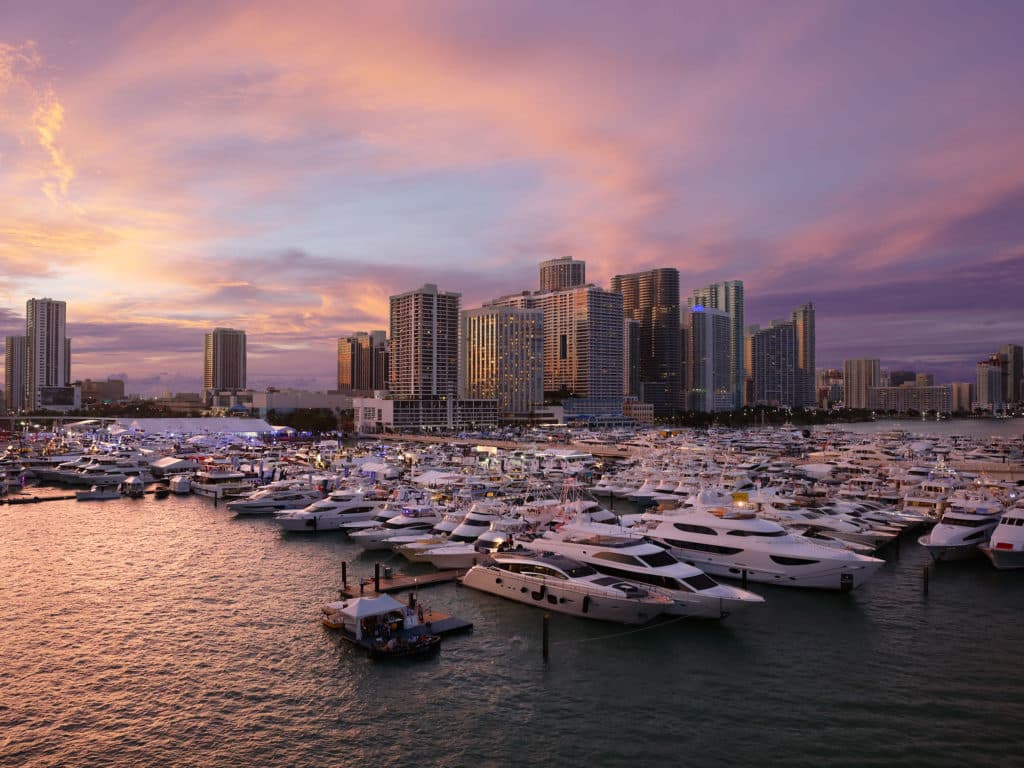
[979, 505, 1024, 570]
[461, 551, 674, 624]
[191, 467, 257, 499]
[917, 495, 1003, 561]
[226, 485, 325, 516]
[274, 489, 388, 532]
[348, 507, 444, 550]
[637, 507, 884, 590]
[523, 532, 764, 618]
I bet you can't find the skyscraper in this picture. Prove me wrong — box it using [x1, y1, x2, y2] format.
[623, 318, 641, 398]
[538, 256, 586, 293]
[999, 344, 1022, 404]
[611, 268, 681, 416]
[4, 336, 28, 413]
[688, 280, 744, 408]
[976, 358, 1005, 409]
[843, 358, 880, 409]
[791, 302, 816, 408]
[749, 321, 796, 407]
[459, 305, 543, 417]
[26, 298, 70, 409]
[203, 328, 247, 391]
[337, 331, 387, 394]
[684, 306, 731, 412]
[488, 283, 624, 415]
[389, 284, 460, 397]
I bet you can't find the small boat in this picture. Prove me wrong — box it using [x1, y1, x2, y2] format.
[321, 593, 445, 661]
[75, 483, 122, 501]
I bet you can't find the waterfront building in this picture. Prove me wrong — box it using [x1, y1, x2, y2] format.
[352, 395, 498, 432]
[538, 256, 586, 293]
[79, 378, 126, 405]
[390, 284, 460, 398]
[951, 382, 973, 413]
[337, 331, 387, 395]
[459, 305, 543, 418]
[791, 302, 816, 408]
[203, 328, 247, 391]
[867, 384, 953, 414]
[487, 282, 624, 417]
[998, 344, 1022, 404]
[688, 280, 744, 408]
[816, 368, 844, 409]
[612, 268, 681, 415]
[684, 306, 732, 412]
[623, 318, 641, 398]
[26, 298, 71, 410]
[749, 321, 796, 407]
[975, 360, 1005, 411]
[4, 336, 27, 413]
[843, 358, 881, 409]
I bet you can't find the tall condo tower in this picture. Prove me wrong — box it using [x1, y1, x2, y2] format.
[459, 305, 543, 417]
[843, 358, 880, 409]
[791, 302, 816, 408]
[999, 344, 1022, 404]
[684, 306, 732, 412]
[25, 298, 70, 409]
[688, 280, 744, 408]
[338, 331, 388, 394]
[4, 336, 28, 412]
[389, 284, 460, 397]
[488, 283, 624, 416]
[611, 268, 681, 416]
[538, 256, 586, 293]
[203, 328, 247, 391]
[748, 321, 796, 407]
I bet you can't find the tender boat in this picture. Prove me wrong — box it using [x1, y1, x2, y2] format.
[460, 551, 674, 624]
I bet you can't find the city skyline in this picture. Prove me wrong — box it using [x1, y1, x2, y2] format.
[2, 1, 1023, 393]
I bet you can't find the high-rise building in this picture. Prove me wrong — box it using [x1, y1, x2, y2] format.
[26, 298, 70, 409]
[889, 370, 916, 387]
[684, 306, 732, 412]
[203, 328, 247, 391]
[611, 268, 681, 416]
[538, 256, 586, 293]
[749, 321, 796, 407]
[459, 305, 543, 417]
[4, 336, 28, 413]
[951, 382, 973, 413]
[843, 358, 880, 409]
[975, 359, 1005, 409]
[337, 330, 388, 394]
[623, 318, 641, 398]
[488, 283, 624, 415]
[688, 280, 744, 408]
[389, 284, 460, 397]
[915, 373, 935, 387]
[999, 344, 1022, 404]
[791, 302, 816, 408]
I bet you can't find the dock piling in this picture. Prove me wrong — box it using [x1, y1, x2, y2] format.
[374, 562, 381, 594]
[341, 561, 347, 589]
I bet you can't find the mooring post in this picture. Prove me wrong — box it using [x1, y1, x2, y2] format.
[341, 561, 347, 589]
[542, 613, 550, 663]
[374, 562, 381, 594]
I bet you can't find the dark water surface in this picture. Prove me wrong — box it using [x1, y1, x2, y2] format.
[2, 493, 1022, 767]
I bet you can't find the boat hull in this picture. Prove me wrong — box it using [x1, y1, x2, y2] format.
[979, 545, 1024, 570]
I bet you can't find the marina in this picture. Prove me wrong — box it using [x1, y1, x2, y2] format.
[2, 420, 1024, 766]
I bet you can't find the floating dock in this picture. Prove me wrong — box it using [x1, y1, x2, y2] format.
[339, 567, 465, 599]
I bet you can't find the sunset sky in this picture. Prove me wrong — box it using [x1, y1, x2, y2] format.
[2, 0, 1022, 394]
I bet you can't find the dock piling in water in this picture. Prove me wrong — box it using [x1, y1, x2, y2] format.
[374, 562, 381, 594]
[341, 561, 347, 589]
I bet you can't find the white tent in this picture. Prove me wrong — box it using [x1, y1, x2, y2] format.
[326, 594, 408, 639]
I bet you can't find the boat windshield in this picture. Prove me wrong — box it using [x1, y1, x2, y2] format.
[563, 563, 598, 578]
[638, 550, 677, 567]
[683, 573, 719, 591]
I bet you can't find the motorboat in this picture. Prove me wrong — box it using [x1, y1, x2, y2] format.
[348, 507, 444, 550]
[120, 476, 146, 498]
[460, 551, 674, 624]
[191, 466, 257, 499]
[636, 505, 884, 591]
[168, 475, 192, 494]
[75, 483, 123, 501]
[225, 485, 324, 516]
[523, 532, 764, 618]
[274, 489, 388, 532]
[917, 495, 1003, 561]
[979, 505, 1024, 570]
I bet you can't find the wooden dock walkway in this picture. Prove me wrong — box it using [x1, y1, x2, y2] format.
[339, 568, 465, 599]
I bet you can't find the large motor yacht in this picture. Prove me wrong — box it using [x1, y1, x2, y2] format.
[637, 505, 884, 591]
[917, 494, 1004, 561]
[523, 532, 764, 618]
[979, 505, 1024, 570]
[460, 551, 674, 624]
[274, 488, 389, 532]
[348, 507, 444, 550]
[225, 484, 325, 516]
